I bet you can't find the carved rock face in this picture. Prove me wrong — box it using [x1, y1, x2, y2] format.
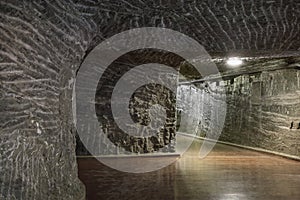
[177, 59, 300, 157]
[0, 0, 299, 199]
[93, 50, 180, 154]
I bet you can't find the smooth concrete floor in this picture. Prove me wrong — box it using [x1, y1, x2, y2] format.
[77, 139, 300, 200]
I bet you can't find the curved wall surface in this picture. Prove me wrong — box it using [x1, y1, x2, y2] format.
[0, 0, 299, 199]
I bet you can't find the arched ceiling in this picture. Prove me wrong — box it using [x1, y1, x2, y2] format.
[1, 0, 299, 59]
[96, 0, 300, 54]
[0, 1, 299, 199]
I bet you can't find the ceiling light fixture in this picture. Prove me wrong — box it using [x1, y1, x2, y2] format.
[226, 57, 243, 67]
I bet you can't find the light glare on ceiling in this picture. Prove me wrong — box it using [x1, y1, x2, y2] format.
[226, 57, 243, 67]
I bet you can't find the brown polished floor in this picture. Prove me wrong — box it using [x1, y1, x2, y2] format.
[77, 139, 300, 200]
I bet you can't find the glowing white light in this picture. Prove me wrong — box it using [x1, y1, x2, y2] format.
[226, 57, 243, 67]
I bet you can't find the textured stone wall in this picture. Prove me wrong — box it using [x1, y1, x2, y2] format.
[178, 58, 300, 157]
[177, 82, 226, 140]
[0, 0, 299, 199]
[76, 50, 180, 155]
[0, 1, 97, 199]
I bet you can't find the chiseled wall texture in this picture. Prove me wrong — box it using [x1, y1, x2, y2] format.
[76, 50, 179, 155]
[178, 61, 300, 157]
[0, 1, 94, 199]
[221, 67, 300, 156]
[0, 0, 299, 199]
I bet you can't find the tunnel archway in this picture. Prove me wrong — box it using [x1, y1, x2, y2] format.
[1, 0, 299, 199]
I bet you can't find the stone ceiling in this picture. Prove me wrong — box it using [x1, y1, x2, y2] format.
[88, 0, 300, 56]
[1, 0, 299, 58]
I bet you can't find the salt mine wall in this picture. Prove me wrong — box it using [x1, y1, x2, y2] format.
[0, 1, 94, 199]
[76, 50, 179, 155]
[1, 0, 299, 199]
[177, 59, 300, 157]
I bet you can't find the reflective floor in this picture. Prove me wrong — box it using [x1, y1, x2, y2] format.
[77, 138, 300, 200]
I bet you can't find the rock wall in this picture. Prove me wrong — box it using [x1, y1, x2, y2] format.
[0, 0, 299, 199]
[76, 50, 180, 155]
[177, 82, 227, 140]
[178, 60, 300, 157]
[0, 1, 97, 199]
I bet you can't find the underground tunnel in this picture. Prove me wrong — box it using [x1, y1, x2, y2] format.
[0, 0, 300, 199]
